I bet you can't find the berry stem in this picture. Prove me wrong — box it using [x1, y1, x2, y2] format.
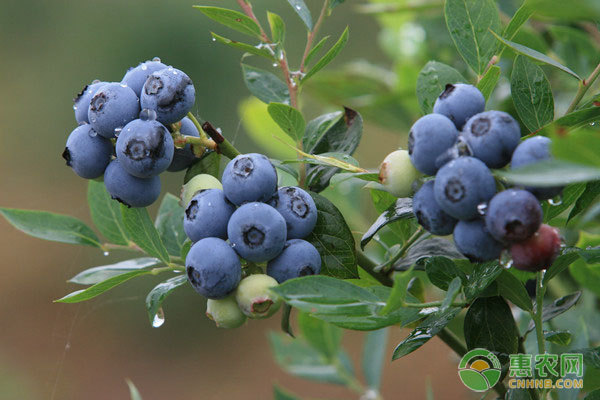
[300, 0, 330, 73]
[565, 61, 600, 114]
[378, 226, 426, 273]
[532, 271, 547, 356]
[186, 112, 241, 160]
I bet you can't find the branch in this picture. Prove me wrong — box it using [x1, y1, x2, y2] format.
[566, 61, 600, 113]
[300, 0, 330, 72]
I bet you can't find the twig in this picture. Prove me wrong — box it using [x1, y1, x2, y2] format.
[565, 61, 600, 113]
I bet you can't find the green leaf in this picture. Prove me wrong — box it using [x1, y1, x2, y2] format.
[267, 12, 285, 44]
[503, 4, 533, 42]
[210, 32, 275, 60]
[524, 0, 600, 21]
[362, 328, 388, 390]
[55, 270, 151, 303]
[286, 0, 313, 30]
[476, 65, 501, 101]
[272, 276, 423, 331]
[496, 270, 533, 312]
[154, 194, 186, 257]
[444, 0, 502, 75]
[464, 261, 504, 301]
[267, 103, 306, 142]
[87, 180, 129, 245]
[441, 277, 462, 311]
[297, 312, 342, 360]
[269, 332, 347, 385]
[126, 379, 143, 400]
[121, 206, 170, 264]
[425, 256, 468, 291]
[241, 64, 290, 105]
[273, 385, 301, 400]
[464, 296, 519, 364]
[545, 109, 600, 136]
[329, 0, 346, 11]
[379, 267, 414, 315]
[304, 107, 363, 192]
[145, 274, 187, 327]
[180, 239, 192, 260]
[281, 304, 295, 338]
[544, 183, 587, 222]
[304, 36, 330, 67]
[394, 238, 465, 270]
[302, 27, 349, 83]
[416, 61, 467, 114]
[392, 307, 462, 360]
[303, 111, 343, 153]
[491, 32, 581, 80]
[194, 6, 262, 39]
[573, 346, 600, 369]
[544, 330, 572, 346]
[69, 257, 160, 285]
[527, 292, 582, 332]
[497, 160, 600, 187]
[584, 388, 600, 400]
[552, 128, 600, 167]
[511, 56, 554, 133]
[569, 181, 600, 222]
[305, 192, 357, 279]
[0, 208, 101, 248]
[183, 151, 221, 184]
[361, 198, 414, 249]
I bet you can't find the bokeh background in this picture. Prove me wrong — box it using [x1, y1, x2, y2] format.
[0, 0, 581, 399]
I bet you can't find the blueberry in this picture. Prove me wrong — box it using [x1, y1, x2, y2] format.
[379, 149, 421, 197]
[206, 296, 247, 328]
[433, 157, 496, 220]
[235, 274, 281, 319]
[73, 81, 107, 124]
[62, 124, 112, 179]
[510, 224, 561, 271]
[140, 67, 195, 124]
[167, 117, 200, 172]
[461, 110, 521, 168]
[453, 219, 504, 262]
[180, 174, 223, 208]
[268, 187, 317, 239]
[222, 153, 278, 205]
[433, 83, 485, 129]
[227, 202, 287, 262]
[413, 180, 457, 235]
[408, 114, 459, 175]
[88, 82, 140, 138]
[485, 189, 543, 243]
[186, 237, 241, 299]
[103, 159, 161, 208]
[511, 136, 563, 200]
[183, 189, 236, 242]
[121, 59, 167, 98]
[115, 119, 174, 178]
[267, 239, 321, 283]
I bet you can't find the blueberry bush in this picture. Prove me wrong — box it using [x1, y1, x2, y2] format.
[3, 0, 600, 398]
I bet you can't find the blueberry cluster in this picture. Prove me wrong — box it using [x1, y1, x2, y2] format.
[405, 83, 562, 271]
[63, 58, 200, 207]
[183, 154, 322, 327]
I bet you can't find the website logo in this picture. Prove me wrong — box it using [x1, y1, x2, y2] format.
[458, 348, 502, 392]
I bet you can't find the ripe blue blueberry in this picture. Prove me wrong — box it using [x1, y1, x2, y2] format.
[267, 187, 317, 239]
[412, 180, 457, 235]
[115, 119, 174, 178]
[267, 239, 321, 283]
[88, 82, 140, 138]
[222, 153, 278, 205]
[62, 124, 112, 179]
[121, 59, 167, 98]
[183, 189, 236, 242]
[73, 81, 107, 124]
[485, 189, 543, 243]
[167, 117, 200, 172]
[433, 83, 485, 129]
[434, 157, 496, 220]
[227, 202, 287, 263]
[453, 219, 504, 262]
[408, 114, 459, 175]
[140, 67, 195, 124]
[103, 159, 161, 208]
[461, 110, 521, 168]
[511, 136, 563, 200]
[186, 237, 241, 300]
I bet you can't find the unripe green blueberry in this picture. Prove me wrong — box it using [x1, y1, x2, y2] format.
[180, 174, 223, 207]
[235, 274, 281, 319]
[378, 149, 421, 198]
[206, 296, 247, 329]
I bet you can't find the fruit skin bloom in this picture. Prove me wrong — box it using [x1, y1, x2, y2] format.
[412, 180, 457, 235]
[379, 149, 421, 198]
[453, 219, 504, 262]
[408, 114, 458, 176]
[222, 153, 278, 206]
[267, 187, 317, 239]
[485, 189, 543, 243]
[510, 224, 561, 271]
[433, 83, 485, 130]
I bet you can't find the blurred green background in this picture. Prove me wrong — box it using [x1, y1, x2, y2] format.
[0, 0, 540, 398]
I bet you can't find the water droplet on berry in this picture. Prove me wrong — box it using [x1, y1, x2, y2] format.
[152, 308, 165, 328]
[141, 64, 148, 71]
[120, 83, 128, 88]
[113, 127, 122, 137]
[477, 203, 488, 216]
[88, 129, 98, 137]
[295, 5, 301, 9]
[548, 195, 562, 206]
[92, 79, 101, 84]
[152, 57, 161, 62]
[139, 109, 157, 121]
[73, 105, 77, 111]
[103, 251, 109, 256]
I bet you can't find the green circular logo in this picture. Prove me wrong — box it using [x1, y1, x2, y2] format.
[458, 348, 502, 392]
